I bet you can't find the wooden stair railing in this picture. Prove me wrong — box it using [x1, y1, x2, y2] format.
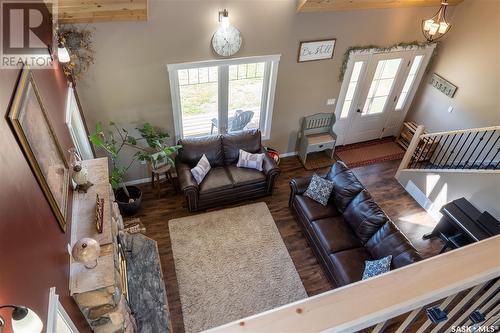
[396, 125, 500, 177]
[204, 236, 500, 333]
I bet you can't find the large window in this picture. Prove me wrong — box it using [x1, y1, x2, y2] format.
[168, 55, 280, 140]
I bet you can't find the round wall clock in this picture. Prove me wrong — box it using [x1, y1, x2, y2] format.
[211, 26, 242, 57]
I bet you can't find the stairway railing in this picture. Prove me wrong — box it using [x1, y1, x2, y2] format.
[204, 236, 500, 333]
[396, 125, 500, 178]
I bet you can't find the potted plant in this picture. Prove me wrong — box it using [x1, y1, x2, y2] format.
[89, 122, 180, 215]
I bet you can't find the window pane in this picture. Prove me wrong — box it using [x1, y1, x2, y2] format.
[339, 61, 363, 119]
[340, 100, 352, 119]
[395, 55, 424, 111]
[228, 62, 265, 132]
[345, 82, 358, 100]
[362, 58, 401, 115]
[179, 66, 219, 137]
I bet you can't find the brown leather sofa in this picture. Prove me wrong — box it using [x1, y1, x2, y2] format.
[176, 129, 280, 212]
[289, 161, 422, 287]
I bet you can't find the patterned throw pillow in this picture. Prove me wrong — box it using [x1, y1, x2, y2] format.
[191, 154, 211, 184]
[304, 174, 334, 206]
[362, 255, 392, 280]
[236, 149, 265, 171]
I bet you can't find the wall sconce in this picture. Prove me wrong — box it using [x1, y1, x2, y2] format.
[0, 305, 43, 333]
[57, 43, 71, 63]
[422, 0, 451, 42]
[218, 9, 230, 29]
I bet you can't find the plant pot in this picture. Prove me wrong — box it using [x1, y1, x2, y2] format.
[115, 186, 142, 216]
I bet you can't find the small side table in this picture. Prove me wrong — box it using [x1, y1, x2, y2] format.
[149, 163, 177, 198]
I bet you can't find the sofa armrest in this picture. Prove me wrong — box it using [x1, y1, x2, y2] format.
[175, 161, 199, 212]
[290, 176, 312, 195]
[261, 149, 280, 193]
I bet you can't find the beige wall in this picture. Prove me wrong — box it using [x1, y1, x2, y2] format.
[407, 0, 500, 132]
[77, 0, 453, 181]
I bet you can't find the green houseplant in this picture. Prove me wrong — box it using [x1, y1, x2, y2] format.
[89, 122, 180, 215]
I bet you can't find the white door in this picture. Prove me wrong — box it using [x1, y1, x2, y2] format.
[334, 46, 435, 145]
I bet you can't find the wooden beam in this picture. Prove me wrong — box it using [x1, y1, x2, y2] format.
[297, 0, 464, 12]
[58, 0, 148, 24]
[204, 235, 500, 333]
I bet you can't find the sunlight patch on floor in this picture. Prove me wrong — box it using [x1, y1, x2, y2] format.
[399, 211, 437, 227]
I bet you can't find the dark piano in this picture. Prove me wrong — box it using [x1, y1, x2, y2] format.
[423, 197, 500, 253]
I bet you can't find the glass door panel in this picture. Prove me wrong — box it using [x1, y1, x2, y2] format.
[395, 55, 423, 110]
[178, 66, 219, 137]
[340, 61, 364, 119]
[362, 58, 402, 115]
[228, 62, 265, 132]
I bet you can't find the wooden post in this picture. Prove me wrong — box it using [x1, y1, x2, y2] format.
[396, 125, 425, 179]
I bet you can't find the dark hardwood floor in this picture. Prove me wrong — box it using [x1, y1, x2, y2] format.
[134, 156, 443, 333]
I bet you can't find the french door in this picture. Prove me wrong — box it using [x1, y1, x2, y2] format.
[334, 45, 435, 145]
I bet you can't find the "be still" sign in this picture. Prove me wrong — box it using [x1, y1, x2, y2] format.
[298, 38, 336, 62]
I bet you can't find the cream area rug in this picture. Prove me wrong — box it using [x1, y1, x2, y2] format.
[169, 202, 308, 333]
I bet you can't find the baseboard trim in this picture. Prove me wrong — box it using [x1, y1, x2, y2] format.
[280, 151, 297, 158]
[124, 175, 166, 186]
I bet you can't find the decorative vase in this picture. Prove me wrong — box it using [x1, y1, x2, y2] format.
[72, 237, 101, 269]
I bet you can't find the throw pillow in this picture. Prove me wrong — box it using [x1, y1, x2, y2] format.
[236, 149, 265, 171]
[362, 255, 392, 280]
[191, 154, 211, 185]
[304, 174, 334, 206]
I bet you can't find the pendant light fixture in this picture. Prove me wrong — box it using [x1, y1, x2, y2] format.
[422, 0, 451, 42]
[0, 305, 43, 333]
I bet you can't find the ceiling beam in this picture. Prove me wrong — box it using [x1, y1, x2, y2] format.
[58, 0, 148, 24]
[297, 0, 464, 13]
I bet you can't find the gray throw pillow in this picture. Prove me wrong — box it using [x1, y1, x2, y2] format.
[304, 174, 334, 206]
[362, 255, 392, 280]
[191, 154, 211, 184]
[236, 149, 265, 171]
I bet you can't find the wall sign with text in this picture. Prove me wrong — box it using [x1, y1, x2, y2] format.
[298, 39, 336, 62]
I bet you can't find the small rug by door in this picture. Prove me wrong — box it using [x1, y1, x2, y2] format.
[303, 151, 337, 170]
[169, 202, 307, 333]
[336, 137, 405, 168]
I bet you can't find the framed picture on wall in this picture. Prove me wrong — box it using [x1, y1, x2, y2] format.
[8, 67, 69, 232]
[297, 38, 336, 62]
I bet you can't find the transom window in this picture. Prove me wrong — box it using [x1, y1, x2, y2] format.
[168, 55, 280, 140]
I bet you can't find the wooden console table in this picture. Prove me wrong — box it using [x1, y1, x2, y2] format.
[70, 158, 135, 332]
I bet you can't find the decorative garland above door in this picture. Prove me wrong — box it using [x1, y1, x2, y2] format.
[339, 41, 435, 82]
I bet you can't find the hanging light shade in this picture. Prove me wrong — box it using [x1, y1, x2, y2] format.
[422, 0, 452, 42]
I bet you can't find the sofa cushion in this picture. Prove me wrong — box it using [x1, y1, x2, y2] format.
[362, 255, 392, 280]
[342, 190, 390, 244]
[325, 161, 365, 212]
[222, 129, 262, 165]
[304, 174, 334, 206]
[365, 221, 422, 269]
[178, 135, 224, 167]
[237, 149, 265, 171]
[199, 167, 233, 194]
[294, 195, 341, 222]
[190, 154, 211, 185]
[311, 217, 362, 254]
[227, 165, 266, 186]
[328, 248, 373, 286]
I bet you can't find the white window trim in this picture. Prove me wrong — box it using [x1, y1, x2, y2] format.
[65, 84, 94, 160]
[47, 287, 79, 333]
[167, 54, 281, 141]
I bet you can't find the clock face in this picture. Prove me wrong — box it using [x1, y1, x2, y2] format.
[211, 26, 242, 57]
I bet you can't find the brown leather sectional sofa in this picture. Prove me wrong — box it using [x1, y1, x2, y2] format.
[289, 161, 422, 286]
[176, 129, 280, 212]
